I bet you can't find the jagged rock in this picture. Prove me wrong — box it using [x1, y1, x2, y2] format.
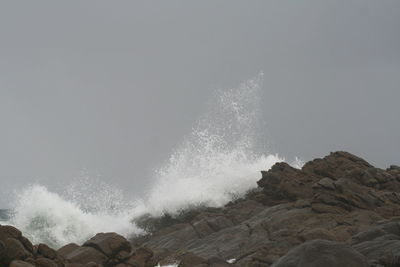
[257, 162, 318, 203]
[4, 151, 400, 267]
[63, 246, 108, 265]
[271, 239, 368, 267]
[302, 151, 373, 179]
[83, 232, 132, 258]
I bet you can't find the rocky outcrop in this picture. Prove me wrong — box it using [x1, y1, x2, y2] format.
[2, 151, 400, 267]
[130, 151, 400, 266]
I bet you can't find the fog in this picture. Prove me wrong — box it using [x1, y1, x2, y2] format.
[1, 1, 399, 207]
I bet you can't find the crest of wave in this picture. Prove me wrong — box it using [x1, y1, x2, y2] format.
[5, 178, 143, 248]
[139, 73, 296, 217]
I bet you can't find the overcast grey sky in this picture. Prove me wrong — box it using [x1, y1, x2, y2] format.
[1, 1, 399, 206]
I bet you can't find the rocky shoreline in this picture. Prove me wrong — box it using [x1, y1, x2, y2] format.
[2, 151, 400, 267]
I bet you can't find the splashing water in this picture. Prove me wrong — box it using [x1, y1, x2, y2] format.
[4, 183, 142, 247]
[141, 73, 285, 216]
[3, 74, 302, 247]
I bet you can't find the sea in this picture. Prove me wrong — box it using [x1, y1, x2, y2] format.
[0, 74, 302, 248]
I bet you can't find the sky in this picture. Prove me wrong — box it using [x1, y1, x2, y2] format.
[0, 1, 399, 207]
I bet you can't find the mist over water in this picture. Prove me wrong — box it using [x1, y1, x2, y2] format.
[2, 74, 301, 247]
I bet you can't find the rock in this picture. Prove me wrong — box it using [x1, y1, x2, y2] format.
[84, 262, 103, 267]
[302, 151, 373, 180]
[353, 239, 400, 265]
[203, 257, 234, 266]
[63, 246, 108, 265]
[9, 260, 35, 267]
[298, 228, 336, 242]
[0, 240, 6, 261]
[178, 252, 205, 267]
[37, 243, 58, 259]
[19, 237, 33, 254]
[83, 232, 132, 258]
[65, 264, 84, 267]
[314, 177, 335, 190]
[57, 243, 80, 258]
[0, 225, 22, 242]
[4, 238, 31, 264]
[125, 247, 154, 267]
[257, 162, 318, 203]
[271, 239, 368, 267]
[34, 258, 59, 267]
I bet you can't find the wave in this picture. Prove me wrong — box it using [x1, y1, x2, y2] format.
[2, 73, 302, 247]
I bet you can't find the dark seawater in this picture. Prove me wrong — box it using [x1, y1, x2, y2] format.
[0, 209, 11, 221]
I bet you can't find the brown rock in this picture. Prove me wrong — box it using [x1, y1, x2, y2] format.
[4, 238, 31, 264]
[57, 243, 80, 258]
[34, 258, 59, 267]
[0, 240, 6, 261]
[0, 225, 22, 241]
[84, 262, 103, 267]
[65, 264, 84, 267]
[126, 247, 153, 267]
[9, 260, 35, 267]
[64, 246, 108, 265]
[83, 232, 132, 257]
[37, 243, 58, 259]
[178, 252, 205, 267]
[204, 257, 234, 266]
[19, 237, 33, 254]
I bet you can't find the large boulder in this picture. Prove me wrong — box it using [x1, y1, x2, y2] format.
[4, 238, 32, 264]
[83, 232, 132, 258]
[57, 243, 80, 258]
[271, 239, 368, 267]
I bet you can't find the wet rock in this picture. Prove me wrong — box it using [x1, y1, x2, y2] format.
[271, 239, 368, 267]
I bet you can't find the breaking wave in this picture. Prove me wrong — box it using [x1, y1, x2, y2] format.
[2, 73, 302, 247]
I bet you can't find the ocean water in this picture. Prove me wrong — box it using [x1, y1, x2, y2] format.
[0, 209, 10, 221]
[1, 74, 302, 248]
